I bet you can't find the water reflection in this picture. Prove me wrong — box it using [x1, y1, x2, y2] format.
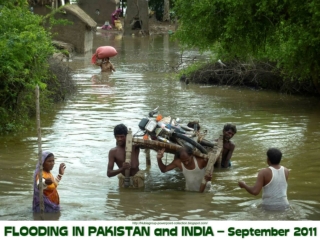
[0, 32, 319, 220]
[33, 212, 61, 221]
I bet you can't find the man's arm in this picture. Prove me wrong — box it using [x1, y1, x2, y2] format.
[199, 158, 213, 182]
[107, 149, 128, 177]
[284, 167, 289, 181]
[156, 148, 180, 173]
[110, 63, 116, 72]
[238, 170, 265, 196]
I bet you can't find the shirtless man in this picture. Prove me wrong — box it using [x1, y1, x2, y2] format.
[95, 57, 115, 73]
[238, 148, 290, 210]
[220, 123, 237, 168]
[157, 145, 212, 192]
[107, 124, 144, 188]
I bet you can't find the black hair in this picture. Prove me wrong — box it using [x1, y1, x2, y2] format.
[267, 148, 282, 164]
[187, 121, 201, 131]
[45, 153, 54, 161]
[176, 145, 193, 158]
[114, 124, 128, 136]
[223, 123, 237, 133]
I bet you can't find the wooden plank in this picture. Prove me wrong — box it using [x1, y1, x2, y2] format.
[124, 129, 133, 188]
[145, 148, 151, 166]
[35, 85, 44, 213]
[132, 138, 209, 159]
[199, 134, 223, 193]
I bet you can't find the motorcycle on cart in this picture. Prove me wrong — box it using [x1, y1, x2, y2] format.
[133, 107, 215, 155]
[128, 107, 224, 192]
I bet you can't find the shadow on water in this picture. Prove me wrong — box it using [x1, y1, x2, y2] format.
[0, 32, 320, 220]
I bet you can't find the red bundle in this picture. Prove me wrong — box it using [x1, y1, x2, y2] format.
[91, 46, 117, 64]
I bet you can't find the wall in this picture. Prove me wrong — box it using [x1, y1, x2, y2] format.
[78, 0, 118, 25]
[51, 13, 94, 53]
[124, 0, 149, 35]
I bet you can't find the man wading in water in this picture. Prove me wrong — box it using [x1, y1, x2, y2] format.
[107, 124, 145, 188]
[238, 148, 290, 211]
[156, 145, 212, 192]
[95, 57, 115, 73]
[219, 123, 237, 168]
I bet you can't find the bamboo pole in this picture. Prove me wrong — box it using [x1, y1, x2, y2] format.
[35, 85, 44, 213]
[124, 129, 133, 188]
[145, 148, 151, 166]
[132, 138, 209, 159]
[199, 134, 223, 193]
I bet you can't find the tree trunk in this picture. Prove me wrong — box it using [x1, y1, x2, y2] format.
[124, 0, 149, 35]
[163, 0, 170, 22]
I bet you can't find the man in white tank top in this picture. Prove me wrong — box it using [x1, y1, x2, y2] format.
[238, 148, 290, 210]
[156, 146, 212, 192]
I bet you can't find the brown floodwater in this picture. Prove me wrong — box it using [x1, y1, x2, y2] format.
[0, 32, 320, 221]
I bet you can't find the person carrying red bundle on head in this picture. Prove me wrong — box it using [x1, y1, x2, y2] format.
[95, 57, 115, 73]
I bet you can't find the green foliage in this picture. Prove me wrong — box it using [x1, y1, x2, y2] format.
[173, 0, 320, 92]
[59, 49, 70, 57]
[0, 2, 65, 133]
[178, 60, 208, 78]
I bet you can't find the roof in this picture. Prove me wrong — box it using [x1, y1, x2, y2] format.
[63, 4, 97, 28]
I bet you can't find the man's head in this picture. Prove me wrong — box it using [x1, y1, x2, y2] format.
[223, 123, 237, 141]
[187, 121, 201, 131]
[114, 124, 128, 147]
[177, 145, 193, 166]
[267, 148, 282, 164]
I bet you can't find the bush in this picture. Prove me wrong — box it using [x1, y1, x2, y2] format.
[173, 0, 320, 94]
[0, 1, 76, 133]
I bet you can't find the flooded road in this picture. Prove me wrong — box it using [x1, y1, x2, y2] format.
[0, 32, 320, 221]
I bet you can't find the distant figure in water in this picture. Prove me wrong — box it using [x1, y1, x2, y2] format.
[95, 57, 116, 73]
[33, 151, 66, 213]
[111, 8, 122, 27]
[238, 148, 290, 211]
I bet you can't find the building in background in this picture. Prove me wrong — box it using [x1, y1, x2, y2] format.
[51, 4, 97, 53]
[76, 0, 119, 25]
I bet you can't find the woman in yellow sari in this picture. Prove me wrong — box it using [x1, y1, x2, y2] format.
[32, 151, 66, 212]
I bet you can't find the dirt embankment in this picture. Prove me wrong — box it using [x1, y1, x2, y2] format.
[149, 18, 176, 34]
[182, 60, 319, 96]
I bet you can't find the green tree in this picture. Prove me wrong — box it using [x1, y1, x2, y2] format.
[0, 1, 55, 132]
[173, 0, 320, 93]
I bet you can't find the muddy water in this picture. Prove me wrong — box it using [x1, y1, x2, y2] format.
[0, 32, 320, 221]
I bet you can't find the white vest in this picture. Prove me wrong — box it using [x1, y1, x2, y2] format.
[262, 166, 289, 210]
[182, 157, 210, 192]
